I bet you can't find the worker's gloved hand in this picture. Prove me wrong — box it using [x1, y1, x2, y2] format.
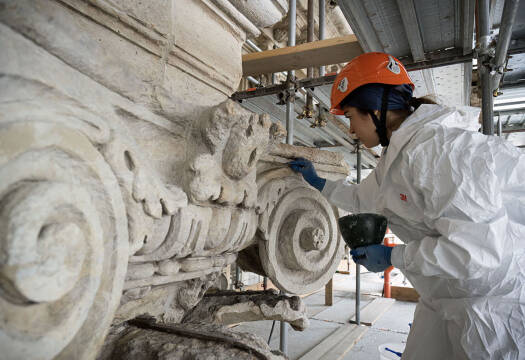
[289, 157, 326, 191]
[350, 244, 393, 272]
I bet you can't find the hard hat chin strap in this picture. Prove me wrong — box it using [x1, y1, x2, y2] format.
[368, 85, 391, 147]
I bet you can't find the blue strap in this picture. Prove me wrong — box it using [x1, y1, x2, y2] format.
[385, 347, 403, 357]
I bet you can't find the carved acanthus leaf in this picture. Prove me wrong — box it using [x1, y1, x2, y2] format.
[101, 129, 188, 255]
[186, 100, 285, 208]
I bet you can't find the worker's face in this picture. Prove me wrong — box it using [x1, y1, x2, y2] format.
[343, 106, 380, 148]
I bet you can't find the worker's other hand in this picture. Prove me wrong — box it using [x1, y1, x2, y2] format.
[288, 157, 326, 191]
[350, 244, 393, 272]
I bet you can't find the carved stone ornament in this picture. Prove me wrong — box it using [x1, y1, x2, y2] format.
[182, 290, 309, 331]
[185, 100, 285, 208]
[0, 0, 351, 358]
[254, 168, 345, 294]
[107, 320, 286, 360]
[0, 77, 129, 359]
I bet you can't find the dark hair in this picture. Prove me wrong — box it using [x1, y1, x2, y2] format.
[339, 94, 437, 113]
[406, 96, 437, 111]
[339, 93, 355, 110]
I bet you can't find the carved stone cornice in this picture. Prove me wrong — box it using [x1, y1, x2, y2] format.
[0, 0, 286, 106]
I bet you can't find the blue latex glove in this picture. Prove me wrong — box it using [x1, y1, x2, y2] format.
[288, 157, 326, 191]
[350, 244, 393, 272]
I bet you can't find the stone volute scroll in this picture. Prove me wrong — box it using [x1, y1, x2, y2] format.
[238, 144, 349, 295]
[0, 77, 129, 360]
[0, 0, 356, 356]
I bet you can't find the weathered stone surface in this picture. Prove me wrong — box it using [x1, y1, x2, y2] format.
[117, 274, 220, 325]
[228, 0, 288, 28]
[239, 163, 346, 295]
[269, 143, 349, 168]
[185, 101, 285, 208]
[103, 321, 286, 360]
[0, 1, 350, 359]
[183, 290, 309, 331]
[0, 77, 129, 360]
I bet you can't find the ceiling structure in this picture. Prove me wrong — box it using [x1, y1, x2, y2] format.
[338, 0, 475, 107]
[238, 0, 525, 178]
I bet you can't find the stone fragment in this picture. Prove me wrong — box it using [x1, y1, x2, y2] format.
[108, 320, 286, 360]
[182, 290, 309, 331]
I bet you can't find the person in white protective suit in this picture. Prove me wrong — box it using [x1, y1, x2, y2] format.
[289, 52, 525, 360]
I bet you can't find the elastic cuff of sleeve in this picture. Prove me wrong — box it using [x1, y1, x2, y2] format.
[320, 178, 336, 196]
[313, 177, 326, 192]
[390, 245, 406, 269]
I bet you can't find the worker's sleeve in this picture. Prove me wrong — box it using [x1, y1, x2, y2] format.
[321, 170, 380, 213]
[391, 129, 508, 280]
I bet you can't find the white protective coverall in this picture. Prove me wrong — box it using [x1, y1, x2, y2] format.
[322, 104, 525, 359]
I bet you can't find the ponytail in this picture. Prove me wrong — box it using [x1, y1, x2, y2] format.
[407, 96, 438, 112]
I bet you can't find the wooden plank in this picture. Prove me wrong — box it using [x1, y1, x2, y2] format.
[300, 287, 323, 299]
[391, 286, 420, 302]
[242, 35, 363, 76]
[312, 298, 357, 323]
[336, 270, 350, 275]
[323, 326, 368, 359]
[352, 297, 396, 326]
[243, 280, 278, 292]
[325, 278, 333, 306]
[299, 324, 368, 360]
[243, 280, 321, 299]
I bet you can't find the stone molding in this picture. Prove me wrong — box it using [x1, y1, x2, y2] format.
[226, 0, 288, 28]
[0, 70, 290, 358]
[0, 0, 285, 105]
[0, 2, 347, 358]
[0, 74, 280, 358]
[0, 76, 129, 360]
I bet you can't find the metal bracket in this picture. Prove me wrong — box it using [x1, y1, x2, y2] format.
[276, 88, 296, 105]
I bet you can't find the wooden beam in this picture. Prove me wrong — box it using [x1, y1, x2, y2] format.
[243, 280, 322, 298]
[242, 35, 363, 76]
[391, 286, 420, 302]
[325, 278, 333, 306]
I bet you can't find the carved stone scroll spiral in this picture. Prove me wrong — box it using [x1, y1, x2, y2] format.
[255, 168, 344, 295]
[0, 78, 128, 360]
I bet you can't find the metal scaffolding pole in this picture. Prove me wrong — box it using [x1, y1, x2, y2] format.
[303, 0, 315, 119]
[355, 142, 361, 325]
[286, 101, 295, 145]
[246, 39, 263, 53]
[285, 0, 297, 146]
[480, 68, 494, 135]
[281, 1, 296, 355]
[307, 0, 315, 73]
[319, 0, 326, 76]
[492, 0, 521, 92]
[478, 0, 494, 135]
[272, 45, 278, 84]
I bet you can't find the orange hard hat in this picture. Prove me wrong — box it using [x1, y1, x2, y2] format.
[330, 52, 414, 115]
